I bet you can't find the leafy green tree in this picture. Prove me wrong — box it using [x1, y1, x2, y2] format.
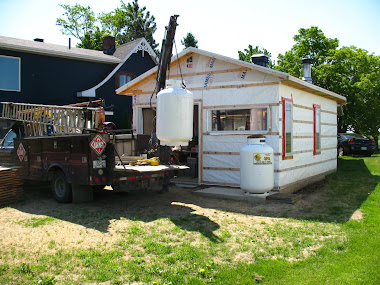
[238, 45, 274, 68]
[316, 46, 380, 145]
[274, 26, 379, 147]
[276, 26, 339, 79]
[56, 4, 100, 49]
[99, 0, 158, 49]
[77, 27, 108, 50]
[181, 32, 198, 49]
[56, 1, 158, 51]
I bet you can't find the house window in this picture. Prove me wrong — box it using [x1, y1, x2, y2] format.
[0, 55, 21, 92]
[282, 97, 293, 159]
[116, 71, 134, 88]
[211, 108, 267, 131]
[313, 104, 321, 155]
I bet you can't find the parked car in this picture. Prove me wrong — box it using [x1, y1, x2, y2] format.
[337, 133, 376, 157]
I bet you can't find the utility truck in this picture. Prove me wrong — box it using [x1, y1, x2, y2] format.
[0, 15, 189, 203]
[0, 101, 186, 203]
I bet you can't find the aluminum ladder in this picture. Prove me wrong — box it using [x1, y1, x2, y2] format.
[0, 102, 104, 136]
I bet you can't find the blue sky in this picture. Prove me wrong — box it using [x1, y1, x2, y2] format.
[0, 0, 379, 60]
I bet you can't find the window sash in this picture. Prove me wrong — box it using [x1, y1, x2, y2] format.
[211, 108, 267, 132]
[314, 104, 321, 154]
[282, 97, 293, 159]
[0, 55, 21, 92]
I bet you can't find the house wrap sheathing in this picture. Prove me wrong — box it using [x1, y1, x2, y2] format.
[117, 47, 346, 193]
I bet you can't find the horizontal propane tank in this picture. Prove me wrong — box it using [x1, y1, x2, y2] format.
[156, 80, 193, 146]
[240, 135, 274, 194]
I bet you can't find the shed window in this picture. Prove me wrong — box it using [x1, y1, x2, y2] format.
[0, 55, 21, 92]
[282, 97, 293, 159]
[211, 108, 267, 131]
[313, 104, 321, 155]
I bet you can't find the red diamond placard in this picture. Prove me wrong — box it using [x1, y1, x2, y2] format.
[17, 143, 26, 162]
[90, 135, 106, 156]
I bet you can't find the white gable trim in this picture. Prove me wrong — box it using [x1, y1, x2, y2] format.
[78, 38, 157, 97]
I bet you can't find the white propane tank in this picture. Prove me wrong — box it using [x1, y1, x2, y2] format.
[156, 80, 193, 146]
[240, 135, 274, 194]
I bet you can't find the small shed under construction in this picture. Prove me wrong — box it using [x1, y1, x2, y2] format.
[116, 48, 346, 193]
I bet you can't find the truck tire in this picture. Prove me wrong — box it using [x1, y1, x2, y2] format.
[52, 170, 72, 203]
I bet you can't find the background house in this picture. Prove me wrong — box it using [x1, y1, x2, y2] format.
[117, 47, 346, 193]
[0, 35, 157, 135]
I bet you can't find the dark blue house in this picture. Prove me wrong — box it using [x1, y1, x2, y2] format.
[0, 35, 157, 132]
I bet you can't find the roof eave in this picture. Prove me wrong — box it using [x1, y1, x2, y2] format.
[283, 76, 347, 105]
[0, 42, 122, 64]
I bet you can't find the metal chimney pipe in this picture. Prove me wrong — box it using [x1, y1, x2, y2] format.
[251, 54, 269, 67]
[302, 58, 312, 83]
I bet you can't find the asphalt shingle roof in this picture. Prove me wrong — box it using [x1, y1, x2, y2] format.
[0, 35, 122, 64]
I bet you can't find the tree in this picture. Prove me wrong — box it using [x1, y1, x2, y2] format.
[56, 1, 158, 51]
[276, 26, 339, 79]
[56, 4, 100, 49]
[274, 26, 379, 147]
[238, 45, 274, 68]
[181, 32, 198, 49]
[316, 46, 380, 145]
[99, 0, 158, 50]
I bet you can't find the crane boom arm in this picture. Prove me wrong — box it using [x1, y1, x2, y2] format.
[156, 15, 179, 92]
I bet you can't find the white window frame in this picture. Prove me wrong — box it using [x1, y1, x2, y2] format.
[282, 97, 293, 159]
[313, 104, 321, 155]
[0, 55, 21, 92]
[208, 106, 269, 135]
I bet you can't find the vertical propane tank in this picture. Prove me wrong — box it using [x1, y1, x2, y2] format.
[156, 80, 193, 146]
[240, 135, 274, 194]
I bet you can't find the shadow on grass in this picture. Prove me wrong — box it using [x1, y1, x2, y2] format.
[6, 155, 379, 237]
[183, 155, 379, 224]
[9, 181, 222, 242]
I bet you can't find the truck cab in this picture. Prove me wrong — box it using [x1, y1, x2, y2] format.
[0, 123, 23, 167]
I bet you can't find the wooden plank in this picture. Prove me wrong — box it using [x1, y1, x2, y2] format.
[129, 81, 280, 96]
[190, 81, 279, 92]
[203, 167, 240, 171]
[202, 102, 279, 109]
[169, 67, 249, 79]
[202, 180, 240, 187]
[274, 157, 336, 173]
[203, 151, 240, 155]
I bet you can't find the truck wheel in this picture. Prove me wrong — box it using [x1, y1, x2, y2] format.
[52, 170, 72, 203]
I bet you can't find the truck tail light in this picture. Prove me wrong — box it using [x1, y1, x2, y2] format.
[371, 140, 376, 145]
[348, 139, 355, 144]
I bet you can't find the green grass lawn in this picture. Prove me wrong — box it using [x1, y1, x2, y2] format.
[0, 154, 379, 284]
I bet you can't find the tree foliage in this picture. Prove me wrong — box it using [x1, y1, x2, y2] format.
[238, 45, 274, 68]
[276, 26, 339, 79]
[316, 46, 380, 141]
[272, 26, 379, 145]
[99, 0, 158, 49]
[56, 4, 98, 47]
[56, 0, 157, 51]
[181, 32, 198, 49]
